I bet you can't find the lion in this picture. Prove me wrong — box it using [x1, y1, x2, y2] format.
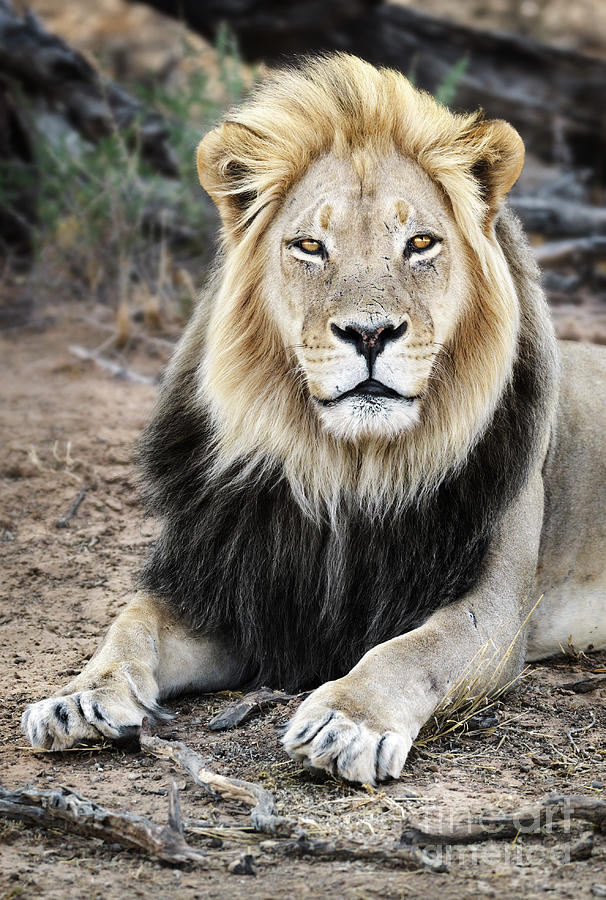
[22, 55, 606, 785]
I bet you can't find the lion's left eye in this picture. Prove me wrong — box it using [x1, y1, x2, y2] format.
[408, 234, 436, 252]
[296, 239, 323, 254]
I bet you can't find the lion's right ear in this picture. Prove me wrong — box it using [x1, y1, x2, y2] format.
[466, 119, 525, 223]
[197, 123, 258, 234]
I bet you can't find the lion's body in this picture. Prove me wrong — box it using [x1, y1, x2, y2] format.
[530, 340, 606, 659]
[22, 54, 606, 784]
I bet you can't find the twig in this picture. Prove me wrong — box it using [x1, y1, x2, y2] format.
[560, 674, 606, 694]
[80, 316, 177, 352]
[0, 783, 207, 867]
[400, 794, 606, 847]
[209, 687, 300, 731]
[567, 711, 596, 756]
[69, 345, 155, 385]
[140, 733, 289, 834]
[55, 486, 87, 528]
[140, 734, 449, 871]
[534, 236, 606, 268]
[259, 835, 447, 871]
[510, 197, 606, 237]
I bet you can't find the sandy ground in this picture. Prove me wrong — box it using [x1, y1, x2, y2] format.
[1, 309, 605, 899]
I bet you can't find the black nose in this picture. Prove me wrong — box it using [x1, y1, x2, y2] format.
[330, 321, 408, 374]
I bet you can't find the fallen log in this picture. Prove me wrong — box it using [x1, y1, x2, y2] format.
[259, 834, 448, 872]
[0, 782, 207, 866]
[0, 0, 178, 253]
[0, 0, 177, 176]
[133, 0, 606, 175]
[533, 236, 606, 269]
[125, 0, 379, 58]
[400, 794, 606, 847]
[510, 197, 606, 238]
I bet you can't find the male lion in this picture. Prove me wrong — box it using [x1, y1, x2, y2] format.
[23, 55, 606, 785]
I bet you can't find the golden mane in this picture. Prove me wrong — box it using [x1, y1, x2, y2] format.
[183, 54, 531, 518]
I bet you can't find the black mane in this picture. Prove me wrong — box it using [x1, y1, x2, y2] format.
[138, 323, 547, 692]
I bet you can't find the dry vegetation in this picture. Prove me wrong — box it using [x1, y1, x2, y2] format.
[1, 2, 606, 897]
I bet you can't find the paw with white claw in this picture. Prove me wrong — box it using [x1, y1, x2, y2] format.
[21, 682, 169, 751]
[282, 689, 413, 785]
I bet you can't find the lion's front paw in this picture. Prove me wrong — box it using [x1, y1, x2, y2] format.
[21, 684, 167, 751]
[282, 690, 412, 785]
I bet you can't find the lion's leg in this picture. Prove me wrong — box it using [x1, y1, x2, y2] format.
[282, 475, 544, 784]
[22, 592, 241, 750]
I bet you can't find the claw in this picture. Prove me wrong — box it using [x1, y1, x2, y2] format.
[283, 702, 411, 785]
[21, 684, 164, 751]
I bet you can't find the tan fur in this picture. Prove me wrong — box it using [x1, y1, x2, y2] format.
[395, 200, 410, 225]
[195, 54, 525, 515]
[319, 203, 333, 230]
[21, 56, 605, 786]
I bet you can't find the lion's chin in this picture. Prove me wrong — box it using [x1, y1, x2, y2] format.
[317, 396, 421, 442]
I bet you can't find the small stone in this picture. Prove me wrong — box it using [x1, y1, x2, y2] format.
[570, 831, 594, 861]
[591, 781, 603, 789]
[228, 853, 256, 876]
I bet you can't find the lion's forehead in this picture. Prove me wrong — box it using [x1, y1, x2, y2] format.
[280, 152, 450, 242]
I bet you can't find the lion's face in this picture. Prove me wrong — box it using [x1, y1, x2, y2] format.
[264, 152, 468, 441]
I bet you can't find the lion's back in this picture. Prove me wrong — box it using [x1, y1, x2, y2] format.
[530, 339, 606, 658]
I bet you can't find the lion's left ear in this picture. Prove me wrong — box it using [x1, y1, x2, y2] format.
[466, 119, 525, 221]
[197, 122, 258, 233]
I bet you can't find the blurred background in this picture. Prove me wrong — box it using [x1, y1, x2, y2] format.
[1, 0, 605, 347]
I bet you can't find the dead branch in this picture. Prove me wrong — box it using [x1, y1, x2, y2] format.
[560, 674, 606, 694]
[0, 0, 177, 176]
[0, 782, 207, 866]
[510, 197, 606, 237]
[400, 794, 606, 847]
[81, 316, 176, 352]
[534, 236, 606, 269]
[567, 711, 596, 756]
[140, 733, 447, 871]
[133, 0, 606, 172]
[140, 733, 289, 834]
[209, 687, 299, 731]
[259, 835, 447, 871]
[56, 486, 87, 528]
[69, 345, 155, 385]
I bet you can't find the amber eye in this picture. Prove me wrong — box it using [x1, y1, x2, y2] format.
[299, 239, 322, 254]
[411, 235, 434, 251]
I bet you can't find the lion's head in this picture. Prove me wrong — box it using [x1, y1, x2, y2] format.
[192, 54, 533, 513]
[260, 152, 470, 441]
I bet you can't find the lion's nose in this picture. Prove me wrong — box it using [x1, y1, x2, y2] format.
[330, 320, 408, 374]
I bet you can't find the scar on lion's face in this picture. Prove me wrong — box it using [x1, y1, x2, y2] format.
[264, 152, 468, 441]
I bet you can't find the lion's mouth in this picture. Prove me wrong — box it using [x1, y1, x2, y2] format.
[319, 379, 419, 406]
